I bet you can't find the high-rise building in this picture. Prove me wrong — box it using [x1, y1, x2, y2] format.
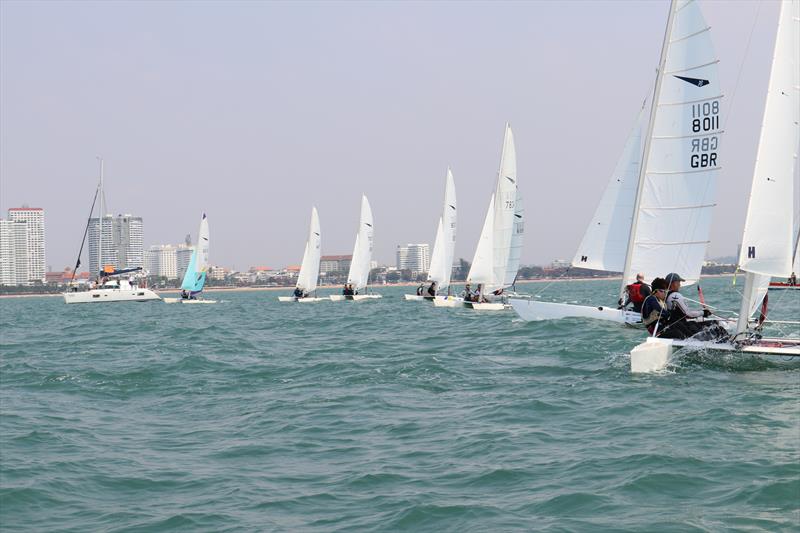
[145, 243, 193, 280]
[88, 214, 144, 274]
[7, 207, 45, 283]
[0, 219, 29, 285]
[320, 255, 352, 274]
[396, 243, 430, 274]
[176, 244, 193, 281]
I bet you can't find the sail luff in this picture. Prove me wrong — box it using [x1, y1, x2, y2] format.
[467, 194, 496, 286]
[427, 217, 445, 284]
[619, 0, 676, 299]
[296, 207, 321, 293]
[442, 168, 457, 291]
[346, 196, 374, 291]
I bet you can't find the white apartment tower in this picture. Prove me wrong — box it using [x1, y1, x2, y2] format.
[7, 207, 45, 283]
[396, 243, 430, 274]
[88, 214, 144, 274]
[0, 219, 29, 285]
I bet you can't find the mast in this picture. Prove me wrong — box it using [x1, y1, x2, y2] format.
[619, 0, 677, 300]
[97, 156, 104, 279]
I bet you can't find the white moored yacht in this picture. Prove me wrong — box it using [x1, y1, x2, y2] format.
[63, 158, 160, 304]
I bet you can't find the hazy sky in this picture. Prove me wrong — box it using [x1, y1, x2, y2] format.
[0, 0, 785, 271]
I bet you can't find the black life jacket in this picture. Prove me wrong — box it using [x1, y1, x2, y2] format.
[665, 291, 686, 325]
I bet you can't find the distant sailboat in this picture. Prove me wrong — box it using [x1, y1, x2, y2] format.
[405, 168, 457, 301]
[511, 0, 722, 324]
[631, 0, 800, 372]
[164, 214, 216, 304]
[435, 123, 523, 310]
[330, 195, 382, 301]
[63, 158, 160, 304]
[279, 207, 327, 302]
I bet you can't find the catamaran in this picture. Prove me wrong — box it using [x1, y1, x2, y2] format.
[404, 168, 457, 302]
[63, 158, 161, 304]
[510, 0, 722, 324]
[279, 207, 326, 302]
[164, 214, 215, 304]
[434, 123, 523, 310]
[330, 195, 382, 301]
[631, 0, 800, 372]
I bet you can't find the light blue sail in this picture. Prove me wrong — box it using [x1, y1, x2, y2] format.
[180, 249, 206, 294]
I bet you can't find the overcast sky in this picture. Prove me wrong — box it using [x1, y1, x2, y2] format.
[0, 0, 786, 271]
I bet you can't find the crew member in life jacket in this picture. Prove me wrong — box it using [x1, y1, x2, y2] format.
[663, 273, 728, 340]
[416, 283, 424, 296]
[620, 273, 651, 313]
[641, 278, 672, 335]
[343, 284, 355, 296]
[293, 287, 304, 299]
[427, 281, 437, 297]
[461, 283, 473, 301]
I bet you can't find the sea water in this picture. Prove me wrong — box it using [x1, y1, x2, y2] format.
[1, 277, 798, 531]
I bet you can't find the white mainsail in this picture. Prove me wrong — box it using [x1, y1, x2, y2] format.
[572, 104, 645, 272]
[427, 168, 457, 291]
[492, 124, 518, 292]
[736, 0, 799, 333]
[622, 0, 723, 294]
[467, 124, 521, 293]
[346, 195, 374, 291]
[296, 207, 321, 293]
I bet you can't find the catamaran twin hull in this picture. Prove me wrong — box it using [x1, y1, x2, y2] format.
[430, 296, 509, 310]
[508, 299, 642, 324]
[630, 336, 800, 373]
[163, 297, 217, 304]
[329, 294, 382, 301]
[277, 296, 328, 302]
[63, 288, 162, 304]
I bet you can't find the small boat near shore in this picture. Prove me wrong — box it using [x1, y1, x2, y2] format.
[330, 196, 382, 301]
[164, 214, 216, 304]
[279, 207, 327, 302]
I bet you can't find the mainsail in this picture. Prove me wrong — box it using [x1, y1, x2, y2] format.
[346, 195, 374, 291]
[622, 0, 723, 294]
[736, 0, 799, 333]
[427, 168, 457, 292]
[181, 214, 209, 294]
[296, 207, 321, 293]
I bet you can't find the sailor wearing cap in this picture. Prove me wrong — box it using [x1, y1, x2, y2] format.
[664, 273, 710, 334]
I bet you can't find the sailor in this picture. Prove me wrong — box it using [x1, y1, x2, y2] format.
[181, 289, 189, 300]
[789, 272, 797, 286]
[343, 284, 354, 296]
[461, 283, 473, 300]
[293, 287, 304, 299]
[427, 281, 437, 297]
[621, 273, 651, 313]
[641, 278, 672, 335]
[416, 284, 424, 296]
[475, 284, 486, 303]
[663, 273, 710, 337]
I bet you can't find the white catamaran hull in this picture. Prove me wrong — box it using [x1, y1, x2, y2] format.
[463, 301, 508, 311]
[432, 296, 464, 308]
[403, 294, 436, 301]
[278, 296, 327, 302]
[63, 288, 162, 304]
[163, 297, 217, 304]
[630, 336, 800, 373]
[509, 299, 642, 324]
[329, 294, 382, 301]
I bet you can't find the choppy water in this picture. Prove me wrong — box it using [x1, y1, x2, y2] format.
[1, 277, 799, 532]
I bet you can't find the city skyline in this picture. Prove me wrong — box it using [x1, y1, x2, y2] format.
[1, 1, 792, 271]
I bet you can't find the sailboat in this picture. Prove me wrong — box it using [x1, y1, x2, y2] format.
[63, 158, 161, 304]
[404, 168, 457, 301]
[330, 195, 382, 301]
[510, 0, 722, 324]
[164, 214, 216, 304]
[435, 123, 523, 310]
[279, 207, 326, 302]
[631, 0, 800, 372]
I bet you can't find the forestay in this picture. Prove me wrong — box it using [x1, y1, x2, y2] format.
[625, 0, 723, 289]
[347, 195, 374, 291]
[736, 0, 799, 332]
[296, 207, 321, 293]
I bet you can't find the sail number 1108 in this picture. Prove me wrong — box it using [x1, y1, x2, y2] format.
[691, 100, 719, 133]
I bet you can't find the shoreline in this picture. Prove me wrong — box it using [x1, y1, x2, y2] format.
[0, 274, 737, 299]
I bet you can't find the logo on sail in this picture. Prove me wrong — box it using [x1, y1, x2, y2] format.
[674, 75, 709, 87]
[505, 176, 515, 183]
